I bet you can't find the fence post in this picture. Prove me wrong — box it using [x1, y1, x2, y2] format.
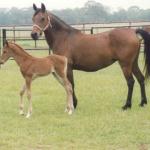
[2, 29, 6, 47]
[128, 22, 132, 28]
[13, 26, 16, 42]
[91, 27, 94, 34]
[83, 23, 85, 33]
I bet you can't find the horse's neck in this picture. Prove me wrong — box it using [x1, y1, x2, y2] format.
[44, 29, 56, 49]
[44, 27, 79, 50]
[44, 15, 79, 49]
[11, 46, 32, 66]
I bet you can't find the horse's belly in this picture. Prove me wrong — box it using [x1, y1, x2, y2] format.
[73, 58, 116, 72]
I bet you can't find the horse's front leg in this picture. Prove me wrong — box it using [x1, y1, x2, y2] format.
[67, 66, 78, 109]
[19, 84, 26, 115]
[25, 76, 32, 118]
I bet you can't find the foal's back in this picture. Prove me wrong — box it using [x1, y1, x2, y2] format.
[25, 54, 67, 77]
[31, 54, 67, 75]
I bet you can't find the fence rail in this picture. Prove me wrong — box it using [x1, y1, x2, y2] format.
[0, 21, 150, 55]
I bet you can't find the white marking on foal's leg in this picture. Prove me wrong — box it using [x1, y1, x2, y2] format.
[64, 106, 74, 115]
[68, 109, 73, 115]
[19, 110, 24, 115]
[26, 112, 31, 118]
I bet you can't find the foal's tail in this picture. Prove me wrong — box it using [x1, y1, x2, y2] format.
[136, 29, 150, 78]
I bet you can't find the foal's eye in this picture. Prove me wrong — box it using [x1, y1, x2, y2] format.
[3, 51, 7, 54]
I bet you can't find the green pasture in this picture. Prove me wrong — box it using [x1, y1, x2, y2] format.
[0, 51, 150, 150]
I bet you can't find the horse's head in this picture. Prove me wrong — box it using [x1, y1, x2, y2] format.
[31, 3, 52, 40]
[0, 41, 12, 64]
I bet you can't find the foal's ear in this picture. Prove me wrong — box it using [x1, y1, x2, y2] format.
[41, 3, 46, 12]
[33, 3, 38, 11]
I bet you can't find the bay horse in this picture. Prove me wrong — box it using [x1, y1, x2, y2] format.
[0, 41, 74, 118]
[31, 3, 150, 110]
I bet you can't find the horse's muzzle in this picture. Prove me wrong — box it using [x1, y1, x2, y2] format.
[31, 32, 39, 40]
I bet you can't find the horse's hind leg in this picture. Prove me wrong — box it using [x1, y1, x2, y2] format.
[132, 62, 147, 106]
[119, 62, 135, 110]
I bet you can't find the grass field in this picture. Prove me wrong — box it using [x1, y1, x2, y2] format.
[0, 51, 150, 150]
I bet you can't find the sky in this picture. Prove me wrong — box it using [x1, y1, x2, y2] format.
[0, 0, 150, 11]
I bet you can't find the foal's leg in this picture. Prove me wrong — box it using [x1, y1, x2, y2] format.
[19, 84, 26, 115]
[53, 72, 74, 114]
[25, 77, 32, 118]
[120, 62, 135, 110]
[63, 78, 74, 114]
[132, 62, 147, 106]
[67, 66, 78, 109]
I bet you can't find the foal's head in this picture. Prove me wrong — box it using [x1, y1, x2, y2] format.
[31, 3, 52, 40]
[0, 41, 13, 64]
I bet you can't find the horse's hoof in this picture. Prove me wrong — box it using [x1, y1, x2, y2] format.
[139, 101, 147, 107]
[122, 104, 131, 110]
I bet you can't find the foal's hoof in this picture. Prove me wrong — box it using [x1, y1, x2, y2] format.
[122, 104, 131, 110]
[19, 110, 24, 115]
[68, 110, 73, 115]
[26, 113, 31, 118]
[65, 108, 74, 115]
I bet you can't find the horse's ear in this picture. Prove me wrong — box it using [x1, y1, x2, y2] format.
[33, 3, 38, 11]
[41, 3, 46, 12]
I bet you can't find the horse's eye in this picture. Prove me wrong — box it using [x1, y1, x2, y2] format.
[3, 51, 7, 54]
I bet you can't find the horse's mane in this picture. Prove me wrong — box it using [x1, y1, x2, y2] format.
[50, 13, 73, 29]
[34, 9, 79, 32]
[50, 12, 80, 33]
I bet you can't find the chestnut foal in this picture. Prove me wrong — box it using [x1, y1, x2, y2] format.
[0, 41, 74, 118]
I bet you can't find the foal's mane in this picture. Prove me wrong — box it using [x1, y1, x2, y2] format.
[9, 42, 31, 57]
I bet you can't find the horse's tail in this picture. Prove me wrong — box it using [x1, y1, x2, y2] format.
[136, 29, 150, 78]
